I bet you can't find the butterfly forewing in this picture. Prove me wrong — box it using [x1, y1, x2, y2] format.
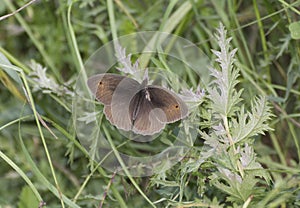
[146, 86, 188, 123]
[88, 73, 140, 131]
[87, 73, 140, 105]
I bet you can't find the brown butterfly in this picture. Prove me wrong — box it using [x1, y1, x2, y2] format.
[87, 73, 188, 135]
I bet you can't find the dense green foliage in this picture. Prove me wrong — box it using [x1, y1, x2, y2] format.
[0, 0, 300, 207]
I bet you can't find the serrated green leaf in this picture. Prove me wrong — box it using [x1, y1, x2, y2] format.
[212, 168, 259, 203]
[232, 96, 273, 143]
[208, 25, 242, 117]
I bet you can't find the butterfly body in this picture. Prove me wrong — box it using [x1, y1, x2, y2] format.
[130, 89, 146, 124]
[87, 73, 188, 135]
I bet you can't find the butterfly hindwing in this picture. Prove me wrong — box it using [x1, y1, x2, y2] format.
[129, 90, 166, 135]
[103, 105, 132, 131]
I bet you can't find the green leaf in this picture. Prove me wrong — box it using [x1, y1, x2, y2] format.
[211, 168, 259, 203]
[289, 21, 300, 39]
[232, 96, 273, 143]
[18, 186, 39, 208]
[208, 24, 242, 117]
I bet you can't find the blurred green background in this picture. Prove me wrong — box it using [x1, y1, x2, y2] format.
[0, 0, 300, 207]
